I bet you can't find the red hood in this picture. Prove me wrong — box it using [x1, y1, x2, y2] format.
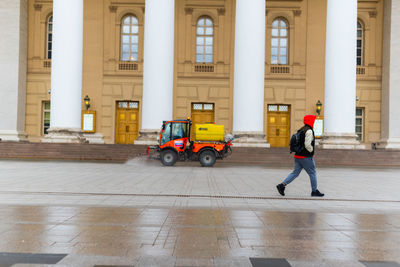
[304, 115, 317, 128]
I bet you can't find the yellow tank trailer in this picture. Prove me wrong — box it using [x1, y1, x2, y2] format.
[194, 124, 225, 142]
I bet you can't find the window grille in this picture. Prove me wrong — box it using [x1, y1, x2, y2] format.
[192, 103, 214, 111]
[118, 101, 138, 109]
[196, 16, 214, 63]
[204, 104, 214, 110]
[279, 105, 289, 112]
[268, 105, 278, 112]
[119, 102, 128, 108]
[271, 18, 288, 65]
[129, 102, 139, 109]
[193, 104, 203, 110]
[121, 15, 139, 62]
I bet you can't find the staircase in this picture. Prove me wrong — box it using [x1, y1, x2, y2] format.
[0, 142, 399, 167]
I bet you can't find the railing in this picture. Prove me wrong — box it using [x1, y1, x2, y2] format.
[194, 64, 214, 73]
[43, 60, 51, 68]
[356, 67, 366, 75]
[270, 66, 290, 74]
[118, 62, 138, 71]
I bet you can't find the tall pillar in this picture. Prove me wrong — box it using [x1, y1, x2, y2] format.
[0, 0, 28, 141]
[232, 0, 269, 147]
[135, 0, 175, 145]
[320, 0, 362, 149]
[43, 0, 85, 143]
[377, 0, 400, 149]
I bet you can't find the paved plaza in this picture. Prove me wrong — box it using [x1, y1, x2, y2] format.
[0, 158, 399, 266]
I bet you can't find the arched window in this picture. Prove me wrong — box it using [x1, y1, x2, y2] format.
[271, 18, 288, 65]
[46, 15, 53, 59]
[121, 15, 139, 62]
[196, 16, 213, 63]
[357, 20, 364, 66]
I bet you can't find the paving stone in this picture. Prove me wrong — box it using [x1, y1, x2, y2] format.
[56, 255, 136, 267]
[213, 257, 252, 267]
[289, 259, 365, 267]
[174, 258, 213, 267]
[360, 261, 400, 267]
[136, 256, 176, 267]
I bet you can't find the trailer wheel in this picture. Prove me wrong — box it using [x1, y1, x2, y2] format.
[161, 150, 178, 166]
[199, 150, 216, 167]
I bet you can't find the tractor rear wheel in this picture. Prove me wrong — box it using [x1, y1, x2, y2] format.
[161, 150, 178, 166]
[199, 150, 216, 167]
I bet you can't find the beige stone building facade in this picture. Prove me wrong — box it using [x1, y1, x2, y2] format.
[2, 0, 398, 148]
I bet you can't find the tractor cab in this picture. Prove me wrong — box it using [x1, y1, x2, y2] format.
[159, 119, 191, 153]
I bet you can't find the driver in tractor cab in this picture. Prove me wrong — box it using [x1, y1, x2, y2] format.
[172, 123, 185, 140]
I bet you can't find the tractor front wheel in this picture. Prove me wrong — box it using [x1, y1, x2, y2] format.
[161, 150, 178, 166]
[199, 150, 216, 167]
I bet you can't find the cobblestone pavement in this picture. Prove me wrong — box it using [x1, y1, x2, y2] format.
[0, 159, 399, 266]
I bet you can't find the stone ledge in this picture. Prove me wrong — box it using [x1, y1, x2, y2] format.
[42, 128, 87, 144]
[134, 129, 160, 145]
[376, 138, 400, 150]
[232, 131, 270, 148]
[82, 133, 105, 144]
[0, 130, 28, 142]
[319, 132, 365, 150]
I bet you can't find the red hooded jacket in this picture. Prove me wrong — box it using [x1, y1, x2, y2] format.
[294, 115, 317, 159]
[303, 115, 316, 128]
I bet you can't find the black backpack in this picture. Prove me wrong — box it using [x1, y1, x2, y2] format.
[289, 129, 305, 153]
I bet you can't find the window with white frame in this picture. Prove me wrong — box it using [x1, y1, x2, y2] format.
[121, 15, 139, 62]
[357, 20, 364, 66]
[355, 108, 364, 141]
[271, 18, 288, 65]
[43, 101, 50, 135]
[192, 103, 214, 111]
[46, 15, 53, 59]
[196, 16, 213, 63]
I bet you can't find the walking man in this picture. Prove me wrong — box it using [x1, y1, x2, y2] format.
[276, 115, 324, 197]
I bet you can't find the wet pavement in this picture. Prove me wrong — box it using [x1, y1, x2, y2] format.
[0, 159, 399, 266]
[0, 206, 399, 266]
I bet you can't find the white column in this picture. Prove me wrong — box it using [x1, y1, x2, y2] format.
[232, 0, 269, 147]
[321, 0, 362, 149]
[0, 0, 28, 141]
[135, 0, 175, 145]
[43, 0, 84, 143]
[377, 0, 400, 149]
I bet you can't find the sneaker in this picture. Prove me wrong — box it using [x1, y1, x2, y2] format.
[276, 183, 285, 196]
[311, 189, 324, 197]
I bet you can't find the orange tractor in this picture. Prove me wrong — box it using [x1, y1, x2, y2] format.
[147, 119, 233, 167]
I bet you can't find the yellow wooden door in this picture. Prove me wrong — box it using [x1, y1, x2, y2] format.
[116, 109, 127, 144]
[191, 103, 215, 139]
[116, 102, 139, 144]
[267, 106, 290, 147]
[127, 109, 139, 143]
